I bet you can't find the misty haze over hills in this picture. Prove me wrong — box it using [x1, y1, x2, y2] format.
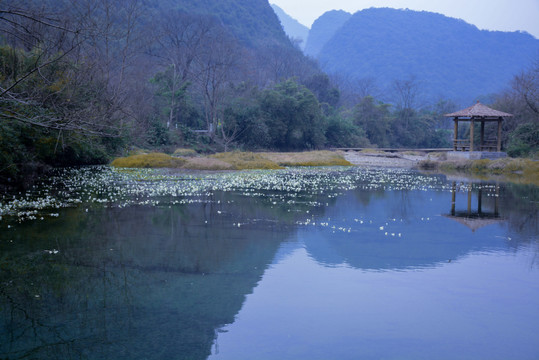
[273, 6, 539, 105]
[270, 4, 309, 49]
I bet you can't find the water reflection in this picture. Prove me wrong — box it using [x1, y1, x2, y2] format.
[0, 196, 289, 360]
[1, 168, 538, 360]
[445, 180, 503, 232]
[301, 187, 504, 271]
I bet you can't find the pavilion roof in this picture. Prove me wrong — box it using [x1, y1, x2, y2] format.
[444, 102, 513, 118]
[443, 215, 504, 232]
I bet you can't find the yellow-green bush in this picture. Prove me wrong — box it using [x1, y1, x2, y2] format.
[262, 150, 352, 167]
[211, 152, 283, 170]
[111, 153, 186, 168]
[173, 148, 197, 157]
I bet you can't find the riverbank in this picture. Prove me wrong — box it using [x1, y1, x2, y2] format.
[110, 149, 539, 186]
[417, 157, 539, 186]
[342, 149, 539, 186]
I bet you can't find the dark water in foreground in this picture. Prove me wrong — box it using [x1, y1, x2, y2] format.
[0, 167, 538, 359]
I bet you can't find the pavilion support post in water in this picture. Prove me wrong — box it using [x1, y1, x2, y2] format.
[451, 182, 457, 216]
[467, 184, 472, 214]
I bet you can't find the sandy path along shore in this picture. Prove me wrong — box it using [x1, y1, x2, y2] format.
[343, 151, 427, 168]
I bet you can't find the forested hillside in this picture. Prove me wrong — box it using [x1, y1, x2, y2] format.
[314, 8, 539, 104]
[151, 0, 290, 48]
[1, 1, 538, 188]
[0, 0, 329, 186]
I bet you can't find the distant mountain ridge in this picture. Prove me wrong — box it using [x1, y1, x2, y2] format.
[271, 4, 309, 49]
[304, 10, 351, 57]
[309, 7, 539, 104]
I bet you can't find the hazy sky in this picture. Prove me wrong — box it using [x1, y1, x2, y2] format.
[270, 0, 539, 38]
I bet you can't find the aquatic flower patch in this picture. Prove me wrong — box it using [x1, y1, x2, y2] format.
[0, 165, 481, 226]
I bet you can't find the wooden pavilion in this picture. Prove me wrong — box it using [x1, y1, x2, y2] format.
[444, 102, 513, 153]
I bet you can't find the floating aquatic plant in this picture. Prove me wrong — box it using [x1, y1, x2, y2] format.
[0, 165, 501, 227]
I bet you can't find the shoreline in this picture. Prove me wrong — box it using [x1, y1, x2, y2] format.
[342, 150, 538, 186]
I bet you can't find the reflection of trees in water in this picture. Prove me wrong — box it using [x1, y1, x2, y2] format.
[304, 181, 539, 271]
[1, 177, 537, 358]
[0, 192, 309, 360]
[497, 183, 539, 267]
[500, 183, 539, 241]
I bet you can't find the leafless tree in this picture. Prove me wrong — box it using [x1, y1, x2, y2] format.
[0, 0, 145, 136]
[149, 12, 215, 129]
[192, 25, 241, 139]
[330, 73, 381, 107]
[393, 75, 421, 110]
[512, 59, 539, 115]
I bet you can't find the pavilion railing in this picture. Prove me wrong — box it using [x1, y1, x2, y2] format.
[453, 139, 470, 151]
[479, 140, 498, 152]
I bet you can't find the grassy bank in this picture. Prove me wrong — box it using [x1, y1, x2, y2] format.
[111, 150, 352, 170]
[418, 158, 539, 186]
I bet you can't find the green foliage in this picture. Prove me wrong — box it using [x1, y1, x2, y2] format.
[222, 96, 269, 149]
[325, 114, 369, 147]
[146, 118, 171, 147]
[0, 120, 110, 186]
[0, 120, 29, 180]
[353, 96, 391, 147]
[506, 122, 539, 157]
[303, 73, 340, 108]
[259, 79, 327, 150]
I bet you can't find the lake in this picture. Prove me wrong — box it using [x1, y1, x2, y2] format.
[1, 166, 538, 359]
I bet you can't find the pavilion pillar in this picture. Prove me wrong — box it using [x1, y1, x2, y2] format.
[478, 187, 482, 214]
[467, 184, 472, 214]
[470, 119, 474, 152]
[453, 118, 458, 151]
[497, 118, 502, 152]
[451, 182, 456, 216]
[480, 121, 485, 151]
[494, 184, 500, 216]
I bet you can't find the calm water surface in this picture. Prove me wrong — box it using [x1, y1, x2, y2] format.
[1, 166, 538, 359]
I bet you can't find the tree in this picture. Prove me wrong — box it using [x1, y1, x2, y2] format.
[192, 23, 241, 139]
[303, 73, 340, 108]
[353, 96, 391, 147]
[149, 12, 215, 130]
[259, 79, 326, 150]
[512, 59, 539, 116]
[494, 59, 539, 156]
[0, 0, 145, 136]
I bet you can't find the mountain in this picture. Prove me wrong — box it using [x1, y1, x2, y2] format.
[304, 10, 351, 58]
[148, 0, 291, 48]
[271, 4, 309, 49]
[314, 8, 539, 105]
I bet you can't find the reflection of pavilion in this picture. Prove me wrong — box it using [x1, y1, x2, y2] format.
[444, 181, 504, 232]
